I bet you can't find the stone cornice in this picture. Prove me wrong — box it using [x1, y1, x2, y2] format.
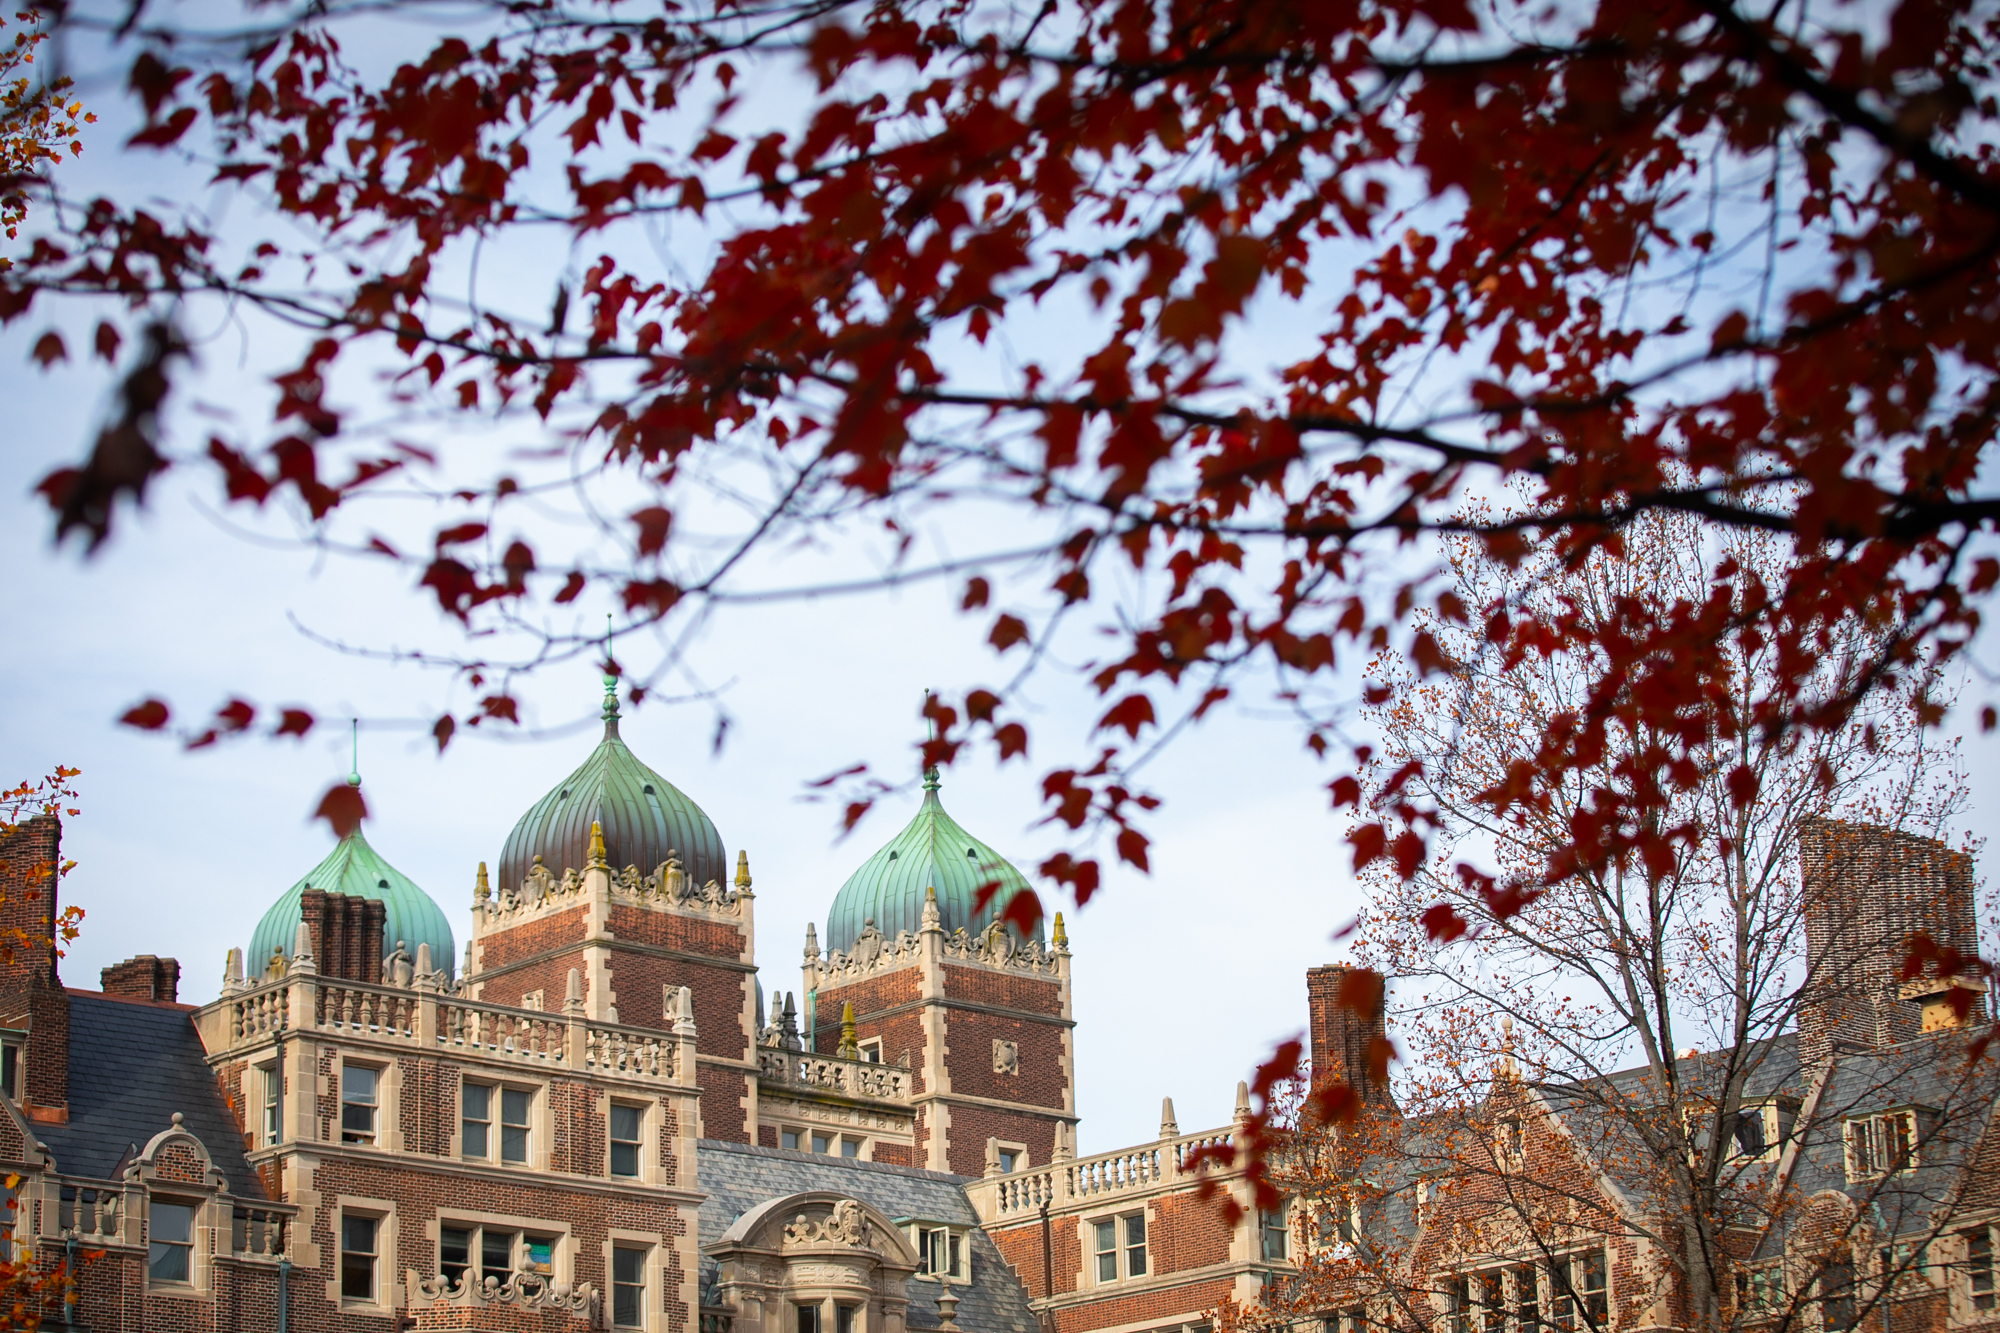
[254, 1142, 707, 1206]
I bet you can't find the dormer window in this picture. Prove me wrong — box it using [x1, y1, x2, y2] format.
[911, 1225, 968, 1281]
[1845, 1109, 1929, 1180]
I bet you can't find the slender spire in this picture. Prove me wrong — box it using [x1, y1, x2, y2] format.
[475, 861, 491, 903]
[838, 1000, 859, 1059]
[1052, 911, 1069, 949]
[588, 820, 608, 869]
[602, 614, 622, 731]
[347, 718, 361, 789]
[921, 689, 940, 792]
[734, 849, 752, 891]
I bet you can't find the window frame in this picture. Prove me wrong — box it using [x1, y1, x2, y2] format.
[339, 1062, 382, 1147]
[911, 1224, 968, 1282]
[258, 1061, 282, 1148]
[339, 1211, 380, 1304]
[612, 1244, 650, 1328]
[1964, 1226, 1996, 1318]
[147, 1197, 200, 1287]
[439, 1220, 563, 1290]
[1260, 1200, 1290, 1262]
[1088, 1211, 1148, 1284]
[1845, 1108, 1929, 1181]
[857, 1038, 883, 1064]
[462, 1079, 493, 1160]
[460, 1077, 538, 1166]
[610, 1102, 645, 1179]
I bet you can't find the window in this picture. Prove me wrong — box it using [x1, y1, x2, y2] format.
[812, 1131, 832, 1155]
[1, 1041, 19, 1100]
[915, 1226, 966, 1281]
[441, 1227, 472, 1286]
[463, 1082, 492, 1159]
[781, 1128, 802, 1152]
[340, 1065, 379, 1145]
[1737, 1263, 1782, 1317]
[148, 1200, 195, 1283]
[1846, 1111, 1920, 1179]
[1260, 1202, 1289, 1261]
[841, 1137, 861, 1159]
[858, 1039, 883, 1064]
[614, 1247, 647, 1327]
[1732, 1108, 1767, 1158]
[1819, 1260, 1857, 1333]
[1550, 1252, 1606, 1329]
[611, 1104, 644, 1178]
[1448, 1276, 1472, 1333]
[838, 1306, 858, 1333]
[501, 1087, 531, 1163]
[797, 1304, 822, 1333]
[998, 1149, 1019, 1173]
[1092, 1214, 1145, 1282]
[1968, 1230, 1995, 1314]
[1480, 1271, 1506, 1333]
[340, 1213, 377, 1300]
[1513, 1264, 1540, 1333]
[260, 1062, 282, 1146]
[441, 1225, 556, 1287]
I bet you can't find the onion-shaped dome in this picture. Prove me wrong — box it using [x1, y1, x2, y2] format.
[249, 815, 456, 982]
[496, 678, 727, 892]
[824, 769, 1043, 954]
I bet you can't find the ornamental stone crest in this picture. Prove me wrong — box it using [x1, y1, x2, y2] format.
[783, 1199, 873, 1248]
[993, 1039, 1019, 1075]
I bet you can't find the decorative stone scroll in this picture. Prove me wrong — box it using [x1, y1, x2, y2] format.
[407, 1269, 600, 1318]
[816, 918, 1062, 986]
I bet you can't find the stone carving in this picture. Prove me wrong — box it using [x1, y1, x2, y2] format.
[993, 1039, 1019, 1075]
[381, 939, 414, 987]
[408, 1268, 600, 1317]
[783, 1200, 874, 1249]
[477, 844, 745, 926]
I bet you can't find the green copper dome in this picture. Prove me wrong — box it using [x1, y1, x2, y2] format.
[249, 823, 456, 981]
[825, 771, 1043, 954]
[496, 684, 726, 892]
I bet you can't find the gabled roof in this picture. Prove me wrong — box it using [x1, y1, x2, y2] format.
[694, 1138, 1037, 1333]
[34, 992, 261, 1197]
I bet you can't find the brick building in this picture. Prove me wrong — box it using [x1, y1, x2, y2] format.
[0, 686, 1994, 1333]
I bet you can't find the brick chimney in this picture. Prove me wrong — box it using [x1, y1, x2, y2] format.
[298, 889, 386, 983]
[1306, 963, 1393, 1108]
[1798, 819, 1987, 1067]
[0, 814, 69, 1120]
[100, 955, 180, 1004]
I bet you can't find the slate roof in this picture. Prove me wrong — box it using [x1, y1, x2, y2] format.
[34, 992, 262, 1197]
[695, 1139, 1037, 1333]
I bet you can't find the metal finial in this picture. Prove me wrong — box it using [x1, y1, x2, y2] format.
[601, 616, 622, 727]
[347, 719, 361, 788]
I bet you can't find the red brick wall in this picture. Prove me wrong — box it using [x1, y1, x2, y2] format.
[295, 1153, 691, 1331]
[0, 815, 66, 1114]
[812, 969, 925, 1082]
[939, 1007, 1067, 1108]
[478, 907, 591, 969]
[1149, 1191, 1232, 1274]
[940, 966, 1062, 1015]
[939, 1102, 1066, 1177]
[606, 905, 744, 960]
[871, 1142, 914, 1167]
[603, 948, 750, 1055]
[396, 1057, 460, 1157]
[990, 1212, 1081, 1298]
[697, 1065, 748, 1143]
[100, 954, 181, 1003]
[474, 949, 590, 1013]
[1055, 1276, 1234, 1333]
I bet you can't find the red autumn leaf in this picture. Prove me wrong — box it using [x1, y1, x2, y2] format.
[31, 332, 64, 367]
[313, 782, 368, 838]
[989, 614, 1029, 652]
[274, 709, 314, 738]
[1421, 903, 1469, 944]
[631, 506, 672, 557]
[432, 713, 456, 753]
[119, 699, 171, 730]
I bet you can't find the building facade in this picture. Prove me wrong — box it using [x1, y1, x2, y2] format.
[0, 691, 1995, 1333]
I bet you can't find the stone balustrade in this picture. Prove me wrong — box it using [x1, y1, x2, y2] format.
[212, 974, 681, 1085]
[976, 1126, 1238, 1221]
[756, 1048, 911, 1102]
[230, 1205, 291, 1259]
